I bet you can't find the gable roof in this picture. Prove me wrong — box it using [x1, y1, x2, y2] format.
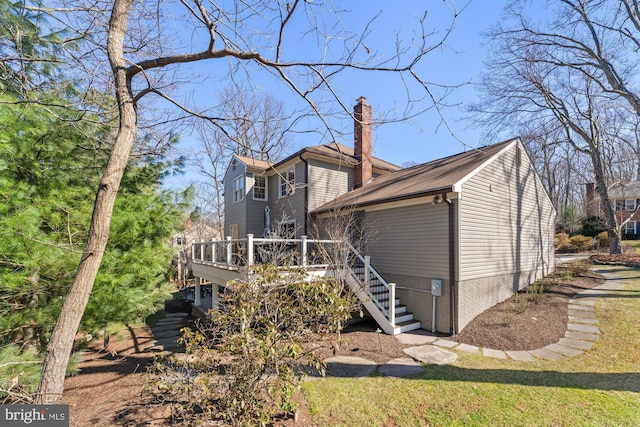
[302, 142, 401, 172]
[233, 154, 272, 172]
[233, 142, 401, 173]
[312, 138, 518, 214]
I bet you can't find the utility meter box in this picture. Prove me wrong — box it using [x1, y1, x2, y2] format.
[431, 279, 443, 297]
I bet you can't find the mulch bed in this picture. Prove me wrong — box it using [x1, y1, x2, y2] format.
[590, 253, 640, 268]
[450, 265, 605, 351]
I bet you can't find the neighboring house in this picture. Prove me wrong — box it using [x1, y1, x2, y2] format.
[196, 97, 556, 335]
[585, 181, 640, 238]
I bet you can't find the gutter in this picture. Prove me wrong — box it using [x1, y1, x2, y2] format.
[312, 186, 455, 216]
[299, 152, 309, 236]
[443, 192, 457, 335]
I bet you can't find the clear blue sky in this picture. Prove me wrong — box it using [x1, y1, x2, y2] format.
[166, 0, 515, 189]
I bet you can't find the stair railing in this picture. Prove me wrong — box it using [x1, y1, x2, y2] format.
[344, 241, 396, 326]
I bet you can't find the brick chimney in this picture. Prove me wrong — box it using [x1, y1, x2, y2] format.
[354, 96, 372, 188]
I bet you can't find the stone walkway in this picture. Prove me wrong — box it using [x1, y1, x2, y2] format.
[144, 312, 190, 353]
[430, 269, 625, 362]
[322, 268, 627, 378]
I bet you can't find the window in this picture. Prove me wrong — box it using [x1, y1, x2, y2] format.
[626, 199, 636, 211]
[233, 176, 244, 203]
[253, 174, 267, 200]
[279, 167, 295, 198]
[623, 221, 636, 235]
[278, 221, 296, 238]
[615, 200, 624, 211]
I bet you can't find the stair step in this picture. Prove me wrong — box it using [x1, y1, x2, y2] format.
[394, 312, 414, 324]
[377, 298, 400, 308]
[394, 319, 422, 334]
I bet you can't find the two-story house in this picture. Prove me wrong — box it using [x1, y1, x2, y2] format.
[223, 97, 400, 240]
[196, 97, 556, 335]
[585, 181, 640, 237]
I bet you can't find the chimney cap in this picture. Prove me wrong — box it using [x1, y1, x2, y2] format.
[356, 96, 368, 104]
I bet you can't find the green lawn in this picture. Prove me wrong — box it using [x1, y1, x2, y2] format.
[623, 239, 640, 253]
[301, 266, 640, 426]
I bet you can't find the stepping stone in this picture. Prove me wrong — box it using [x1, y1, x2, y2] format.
[324, 356, 377, 378]
[147, 345, 166, 352]
[482, 348, 507, 359]
[433, 339, 458, 349]
[404, 345, 457, 365]
[395, 330, 438, 346]
[571, 299, 596, 306]
[558, 338, 594, 351]
[567, 323, 600, 334]
[378, 357, 424, 378]
[544, 343, 583, 357]
[530, 348, 564, 361]
[565, 331, 599, 342]
[568, 316, 598, 324]
[165, 312, 189, 318]
[567, 304, 595, 313]
[150, 324, 184, 333]
[506, 351, 536, 362]
[455, 343, 479, 354]
[154, 318, 183, 325]
[568, 309, 597, 319]
[153, 330, 181, 340]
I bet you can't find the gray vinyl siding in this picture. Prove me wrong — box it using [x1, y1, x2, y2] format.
[307, 159, 353, 211]
[364, 202, 452, 333]
[458, 143, 555, 281]
[224, 160, 247, 238]
[270, 161, 307, 237]
[245, 173, 269, 237]
[456, 142, 555, 331]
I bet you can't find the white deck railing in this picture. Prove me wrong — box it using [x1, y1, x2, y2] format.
[191, 235, 346, 269]
[191, 235, 396, 329]
[344, 242, 396, 326]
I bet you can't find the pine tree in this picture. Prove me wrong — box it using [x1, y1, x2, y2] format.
[0, 93, 188, 349]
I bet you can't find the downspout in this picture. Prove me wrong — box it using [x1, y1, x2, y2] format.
[299, 153, 309, 236]
[443, 192, 457, 335]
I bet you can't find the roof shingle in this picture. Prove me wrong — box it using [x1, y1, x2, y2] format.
[312, 139, 517, 213]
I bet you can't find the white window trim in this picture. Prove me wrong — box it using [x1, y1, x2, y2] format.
[253, 173, 268, 201]
[623, 221, 636, 234]
[626, 199, 636, 211]
[233, 176, 245, 203]
[279, 167, 295, 199]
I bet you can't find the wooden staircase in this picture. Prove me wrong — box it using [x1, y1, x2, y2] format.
[346, 249, 421, 335]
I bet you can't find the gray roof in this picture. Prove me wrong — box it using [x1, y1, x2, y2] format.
[312, 138, 517, 214]
[300, 142, 401, 172]
[234, 142, 402, 173]
[608, 181, 640, 199]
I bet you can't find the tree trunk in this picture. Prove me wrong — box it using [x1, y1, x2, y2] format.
[36, 0, 135, 403]
[591, 150, 622, 255]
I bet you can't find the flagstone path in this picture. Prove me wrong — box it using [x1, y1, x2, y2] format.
[321, 268, 626, 378]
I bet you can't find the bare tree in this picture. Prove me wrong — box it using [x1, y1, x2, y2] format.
[471, 0, 640, 254]
[35, 0, 465, 402]
[191, 86, 292, 236]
